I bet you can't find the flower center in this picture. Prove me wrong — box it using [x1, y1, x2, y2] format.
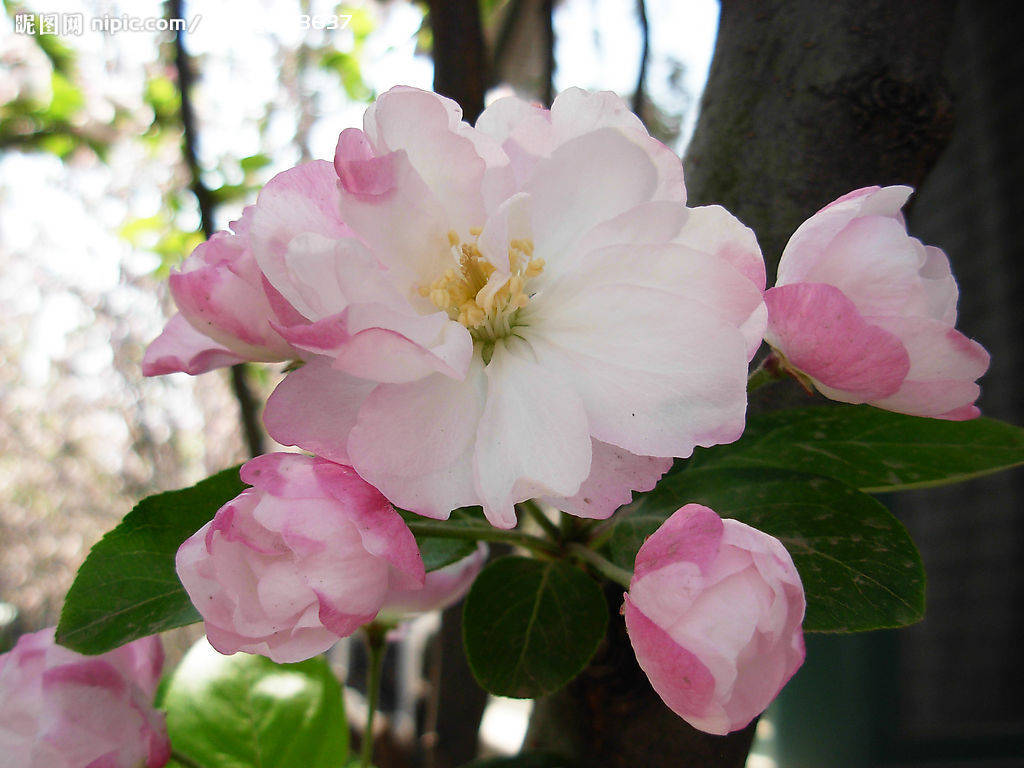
[420, 229, 545, 343]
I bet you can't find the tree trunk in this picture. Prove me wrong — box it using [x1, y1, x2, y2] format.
[527, 3, 957, 766]
[684, 0, 956, 273]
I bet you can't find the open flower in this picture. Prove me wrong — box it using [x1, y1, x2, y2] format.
[176, 452, 425, 663]
[257, 86, 766, 528]
[764, 186, 989, 419]
[0, 628, 169, 768]
[623, 504, 805, 735]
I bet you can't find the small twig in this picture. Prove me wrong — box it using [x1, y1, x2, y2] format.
[405, 519, 559, 556]
[517, 499, 562, 542]
[633, 0, 650, 115]
[567, 543, 633, 588]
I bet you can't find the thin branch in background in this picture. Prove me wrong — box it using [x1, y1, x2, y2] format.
[542, 0, 555, 106]
[488, 0, 526, 86]
[169, 0, 265, 458]
[633, 0, 649, 115]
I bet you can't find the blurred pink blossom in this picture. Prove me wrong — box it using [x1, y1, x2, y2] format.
[0, 628, 169, 768]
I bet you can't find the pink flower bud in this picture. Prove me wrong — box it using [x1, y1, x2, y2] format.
[175, 453, 425, 663]
[765, 185, 989, 419]
[623, 504, 805, 735]
[0, 628, 170, 768]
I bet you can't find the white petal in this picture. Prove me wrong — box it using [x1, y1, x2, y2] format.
[473, 339, 592, 528]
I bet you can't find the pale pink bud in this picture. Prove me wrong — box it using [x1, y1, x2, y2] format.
[624, 504, 805, 735]
[765, 185, 989, 419]
[175, 453, 425, 663]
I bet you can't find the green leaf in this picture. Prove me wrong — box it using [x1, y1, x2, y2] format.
[462, 557, 607, 698]
[604, 468, 925, 633]
[687, 404, 1024, 492]
[56, 466, 245, 654]
[163, 638, 347, 768]
[401, 507, 485, 572]
[240, 153, 272, 173]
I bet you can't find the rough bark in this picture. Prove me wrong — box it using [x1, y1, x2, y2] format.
[684, 0, 957, 274]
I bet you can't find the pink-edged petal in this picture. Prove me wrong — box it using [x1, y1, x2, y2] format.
[380, 543, 487, 617]
[142, 313, 247, 376]
[475, 95, 548, 144]
[361, 86, 505, 231]
[633, 504, 725, 582]
[249, 160, 350, 305]
[274, 232, 405, 322]
[623, 595, 720, 733]
[920, 245, 959, 324]
[241, 452, 326, 499]
[764, 283, 910, 401]
[797, 216, 933, 318]
[276, 303, 472, 384]
[541, 441, 671, 520]
[204, 621, 338, 664]
[169, 230, 293, 361]
[778, 185, 913, 283]
[473, 340, 592, 529]
[334, 128, 395, 195]
[312, 460, 426, 590]
[867, 315, 989, 418]
[264, 357, 376, 465]
[348, 359, 488, 520]
[548, 88, 685, 202]
[673, 205, 766, 292]
[527, 259, 749, 458]
[525, 128, 659, 280]
[335, 145, 453, 293]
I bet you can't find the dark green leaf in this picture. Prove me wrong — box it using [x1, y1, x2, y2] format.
[163, 638, 347, 768]
[463, 557, 607, 698]
[401, 507, 485, 572]
[605, 468, 925, 633]
[686, 404, 1024, 492]
[56, 466, 245, 654]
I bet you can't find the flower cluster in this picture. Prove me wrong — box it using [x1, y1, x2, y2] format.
[142, 86, 988, 735]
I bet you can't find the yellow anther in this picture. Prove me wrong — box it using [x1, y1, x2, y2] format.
[420, 231, 543, 343]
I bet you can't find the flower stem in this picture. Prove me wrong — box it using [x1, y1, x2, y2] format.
[747, 352, 786, 393]
[517, 499, 562, 542]
[405, 519, 559, 555]
[567, 542, 633, 588]
[360, 624, 387, 768]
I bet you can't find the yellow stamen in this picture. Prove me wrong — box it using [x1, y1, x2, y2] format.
[420, 228, 545, 342]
